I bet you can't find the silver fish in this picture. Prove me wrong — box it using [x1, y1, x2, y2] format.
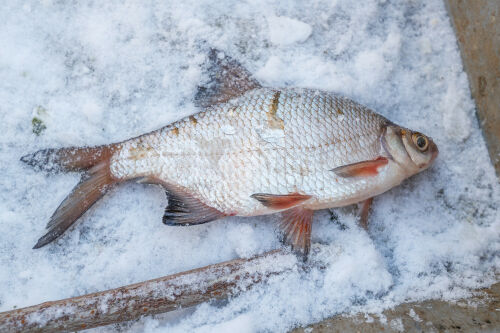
[22, 50, 438, 258]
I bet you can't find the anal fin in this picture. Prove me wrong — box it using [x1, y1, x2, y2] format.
[137, 177, 226, 226]
[279, 207, 314, 261]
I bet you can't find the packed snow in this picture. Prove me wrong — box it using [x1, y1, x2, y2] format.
[0, 0, 498, 332]
[267, 16, 312, 46]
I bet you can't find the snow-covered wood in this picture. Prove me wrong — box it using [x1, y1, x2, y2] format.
[0, 249, 295, 332]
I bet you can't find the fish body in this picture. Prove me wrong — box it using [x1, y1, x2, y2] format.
[112, 88, 403, 216]
[22, 50, 438, 257]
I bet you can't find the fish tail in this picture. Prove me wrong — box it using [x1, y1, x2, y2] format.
[21, 145, 117, 249]
[20, 146, 113, 172]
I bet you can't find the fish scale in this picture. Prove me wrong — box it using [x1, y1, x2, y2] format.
[110, 87, 391, 215]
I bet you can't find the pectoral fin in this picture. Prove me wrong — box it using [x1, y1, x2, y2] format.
[279, 207, 314, 261]
[251, 193, 312, 210]
[194, 49, 262, 108]
[359, 197, 373, 230]
[331, 157, 388, 178]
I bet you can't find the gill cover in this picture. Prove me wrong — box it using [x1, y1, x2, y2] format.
[382, 125, 438, 174]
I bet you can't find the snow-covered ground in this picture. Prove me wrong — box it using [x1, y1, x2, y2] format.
[0, 0, 498, 332]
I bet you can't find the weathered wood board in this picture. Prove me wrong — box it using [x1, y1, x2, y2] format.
[293, 282, 499, 332]
[445, 0, 500, 178]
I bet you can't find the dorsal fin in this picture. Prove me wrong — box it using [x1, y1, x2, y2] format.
[194, 49, 262, 108]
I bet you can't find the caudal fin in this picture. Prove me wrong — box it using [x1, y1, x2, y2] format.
[20, 146, 112, 172]
[21, 146, 116, 249]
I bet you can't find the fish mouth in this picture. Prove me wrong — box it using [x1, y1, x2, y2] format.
[429, 141, 439, 164]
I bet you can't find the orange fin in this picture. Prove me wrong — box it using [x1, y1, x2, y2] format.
[251, 193, 312, 210]
[33, 161, 115, 249]
[331, 157, 388, 178]
[279, 207, 314, 261]
[22, 145, 119, 248]
[194, 49, 262, 108]
[359, 197, 373, 230]
[137, 178, 226, 226]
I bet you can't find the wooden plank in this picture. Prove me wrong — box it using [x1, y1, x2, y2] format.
[444, 0, 500, 178]
[0, 249, 295, 332]
[293, 282, 499, 332]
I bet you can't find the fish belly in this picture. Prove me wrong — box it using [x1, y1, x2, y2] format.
[110, 88, 390, 215]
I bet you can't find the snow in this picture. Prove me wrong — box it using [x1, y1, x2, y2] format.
[408, 308, 422, 322]
[0, 0, 498, 332]
[267, 16, 312, 46]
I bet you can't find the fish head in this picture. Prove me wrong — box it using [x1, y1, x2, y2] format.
[382, 123, 438, 176]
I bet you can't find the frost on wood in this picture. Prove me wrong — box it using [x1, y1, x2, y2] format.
[0, 250, 297, 332]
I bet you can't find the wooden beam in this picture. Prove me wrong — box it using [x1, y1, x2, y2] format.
[293, 282, 500, 332]
[0, 249, 296, 332]
[445, 0, 500, 178]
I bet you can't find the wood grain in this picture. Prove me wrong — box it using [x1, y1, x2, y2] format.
[445, 0, 500, 178]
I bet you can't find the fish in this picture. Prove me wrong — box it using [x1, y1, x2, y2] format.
[21, 49, 438, 259]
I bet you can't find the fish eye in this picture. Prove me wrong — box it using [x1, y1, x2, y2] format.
[412, 133, 428, 151]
